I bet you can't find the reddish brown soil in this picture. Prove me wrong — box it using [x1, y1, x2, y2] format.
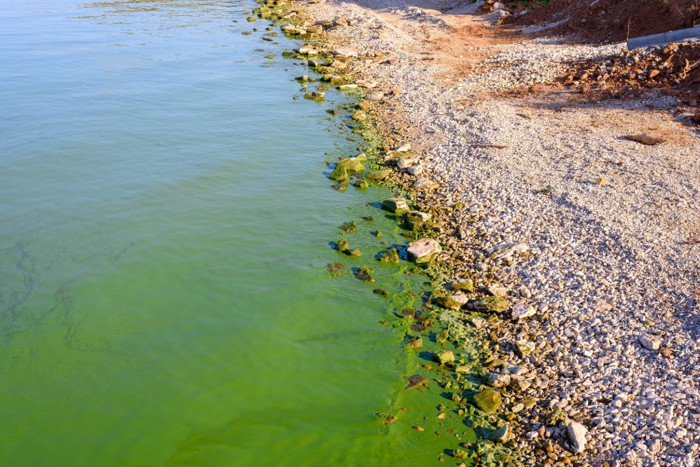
[507, 0, 700, 44]
[559, 42, 700, 106]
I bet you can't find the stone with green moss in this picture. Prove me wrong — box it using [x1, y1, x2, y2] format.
[474, 388, 502, 413]
[375, 248, 400, 264]
[452, 279, 475, 293]
[354, 265, 375, 282]
[366, 169, 391, 181]
[354, 178, 368, 190]
[436, 350, 455, 365]
[472, 296, 510, 313]
[381, 197, 409, 214]
[338, 220, 358, 233]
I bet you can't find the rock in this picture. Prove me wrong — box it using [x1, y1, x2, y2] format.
[407, 336, 422, 348]
[406, 163, 424, 176]
[511, 303, 536, 320]
[366, 169, 391, 181]
[354, 265, 375, 282]
[486, 285, 509, 297]
[439, 292, 469, 310]
[407, 238, 442, 263]
[367, 92, 384, 101]
[298, 45, 318, 55]
[515, 339, 536, 357]
[376, 248, 400, 264]
[470, 317, 486, 328]
[334, 46, 359, 57]
[327, 262, 347, 277]
[436, 350, 455, 364]
[493, 1, 506, 10]
[330, 157, 364, 181]
[453, 280, 475, 293]
[396, 153, 420, 170]
[338, 83, 358, 91]
[381, 197, 409, 213]
[487, 424, 511, 443]
[403, 210, 431, 230]
[474, 388, 502, 413]
[512, 403, 524, 413]
[335, 238, 350, 253]
[405, 373, 427, 389]
[414, 177, 438, 190]
[485, 372, 511, 388]
[338, 220, 358, 233]
[392, 143, 411, 152]
[623, 134, 665, 145]
[517, 285, 532, 298]
[639, 334, 661, 350]
[304, 91, 325, 101]
[471, 296, 510, 313]
[566, 421, 588, 454]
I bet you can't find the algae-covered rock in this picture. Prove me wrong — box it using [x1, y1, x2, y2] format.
[435, 350, 455, 365]
[354, 265, 375, 282]
[354, 178, 368, 190]
[335, 238, 350, 253]
[407, 238, 441, 263]
[474, 388, 502, 413]
[304, 91, 325, 101]
[338, 220, 358, 233]
[375, 248, 400, 264]
[327, 262, 347, 277]
[330, 157, 364, 181]
[438, 293, 468, 310]
[471, 296, 510, 313]
[381, 197, 409, 214]
[349, 248, 361, 257]
[452, 279, 475, 293]
[484, 424, 511, 443]
[403, 210, 431, 230]
[366, 169, 391, 181]
[407, 336, 422, 348]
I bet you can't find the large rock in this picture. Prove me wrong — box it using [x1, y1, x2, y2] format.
[438, 292, 469, 310]
[474, 388, 502, 413]
[566, 421, 588, 453]
[330, 156, 364, 181]
[381, 197, 409, 213]
[407, 238, 441, 263]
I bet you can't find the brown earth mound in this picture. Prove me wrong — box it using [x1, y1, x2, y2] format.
[507, 0, 700, 44]
[558, 42, 700, 106]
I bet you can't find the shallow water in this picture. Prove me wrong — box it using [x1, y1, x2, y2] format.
[0, 1, 469, 465]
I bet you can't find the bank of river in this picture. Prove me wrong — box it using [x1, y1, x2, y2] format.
[0, 0, 475, 465]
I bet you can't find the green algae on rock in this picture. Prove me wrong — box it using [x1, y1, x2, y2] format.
[474, 388, 502, 414]
[375, 247, 399, 264]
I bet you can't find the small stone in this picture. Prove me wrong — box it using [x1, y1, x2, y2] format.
[623, 134, 665, 145]
[376, 248, 400, 264]
[511, 303, 536, 320]
[512, 403, 524, 413]
[366, 169, 391, 181]
[517, 285, 532, 298]
[407, 238, 441, 263]
[381, 197, 409, 213]
[413, 177, 438, 190]
[639, 334, 661, 350]
[487, 424, 511, 443]
[486, 285, 509, 297]
[470, 317, 486, 328]
[515, 339, 535, 357]
[474, 388, 502, 413]
[566, 421, 588, 454]
[403, 210, 431, 230]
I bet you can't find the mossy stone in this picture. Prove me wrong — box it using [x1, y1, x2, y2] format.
[452, 280, 475, 293]
[376, 248, 399, 264]
[474, 388, 502, 413]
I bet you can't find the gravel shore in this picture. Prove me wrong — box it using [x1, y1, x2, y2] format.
[291, 0, 699, 464]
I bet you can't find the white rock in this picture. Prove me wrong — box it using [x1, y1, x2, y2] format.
[512, 303, 537, 320]
[334, 46, 359, 57]
[566, 421, 588, 453]
[407, 238, 441, 263]
[493, 1, 506, 10]
[639, 334, 661, 350]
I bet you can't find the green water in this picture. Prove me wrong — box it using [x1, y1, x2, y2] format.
[0, 1, 470, 465]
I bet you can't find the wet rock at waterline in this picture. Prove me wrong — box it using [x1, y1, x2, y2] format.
[403, 210, 431, 230]
[327, 262, 347, 277]
[353, 265, 375, 282]
[381, 197, 409, 214]
[407, 238, 441, 263]
[438, 292, 468, 310]
[435, 350, 455, 365]
[375, 248, 400, 264]
[366, 169, 391, 181]
[473, 388, 502, 413]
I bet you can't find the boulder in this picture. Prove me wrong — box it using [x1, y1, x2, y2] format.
[407, 238, 441, 263]
[474, 388, 502, 413]
[381, 197, 409, 213]
[436, 350, 455, 364]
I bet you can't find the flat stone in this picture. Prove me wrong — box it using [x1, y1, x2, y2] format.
[404, 210, 431, 230]
[566, 421, 588, 454]
[381, 197, 409, 213]
[486, 285, 509, 297]
[407, 238, 441, 263]
[366, 169, 391, 181]
[471, 296, 510, 313]
[512, 303, 537, 320]
[334, 46, 359, 57]
[436, 350, 455, 364]
[639, 334, 661, 350]
[453, 279, 475, 293]
[413, 177, 438, 190]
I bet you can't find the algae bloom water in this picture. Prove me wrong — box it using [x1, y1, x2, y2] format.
[0, 1, 469, 465]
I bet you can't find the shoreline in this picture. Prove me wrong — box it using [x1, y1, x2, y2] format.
[265, 0, 699, 464]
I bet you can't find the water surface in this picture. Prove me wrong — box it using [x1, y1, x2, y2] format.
[0, 1, 465, 465]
